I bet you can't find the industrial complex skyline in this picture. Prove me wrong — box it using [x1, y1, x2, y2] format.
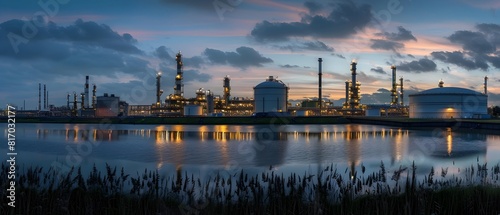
[1, 0, 500, 109]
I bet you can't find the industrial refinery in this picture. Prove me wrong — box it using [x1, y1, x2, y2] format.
[11, 52, 492, 119]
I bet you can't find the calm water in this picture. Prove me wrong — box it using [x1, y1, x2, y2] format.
[2, 123, 500, 178]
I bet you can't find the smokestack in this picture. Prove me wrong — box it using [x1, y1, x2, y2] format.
[484, 76, 488, 95]
[156, 72, 162, 104]
[47, 91, 49, 110]
[38, 83, 41, 111]
[67, 93, 70, 109]
[85, 76, 90, 109]
[400, 77, 404, 106]
[92, 84, 97, 110]
[391, 65, 398, 106]
[44, 84, 46, 110]
[318, 58, 323, 115]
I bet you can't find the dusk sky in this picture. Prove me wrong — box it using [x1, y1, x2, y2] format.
[1, 0, 500, 109]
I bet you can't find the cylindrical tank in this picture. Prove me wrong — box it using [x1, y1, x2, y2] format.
[296, 110, 309, 116]
[184, 105, 203, 116]
[253, 76, 288, 113]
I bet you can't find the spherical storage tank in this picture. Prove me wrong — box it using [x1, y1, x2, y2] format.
[254, 76, 289, 113]
[409, 87, 487, 118]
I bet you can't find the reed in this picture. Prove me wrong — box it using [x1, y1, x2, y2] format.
[1, 162, 499, 214]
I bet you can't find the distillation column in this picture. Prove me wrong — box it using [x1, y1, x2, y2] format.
[390, 65, 398, 106]
[344, 80, 350, 109]
[92, 84, 97, 110]
[400, 77, 404, 106]
[85, 76, 90, 109]
[156, 72, 163, 105]
[174, 52, 184, 97]
[349, 61, 360, 110]
[223, 75, 231, 106]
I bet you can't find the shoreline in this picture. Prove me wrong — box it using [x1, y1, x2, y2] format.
[3, 116, 499, 130]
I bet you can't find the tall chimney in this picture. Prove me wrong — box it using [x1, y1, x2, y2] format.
[85, 76, 89, 109]
[47, 91, 49, 110]
[318, 58, 323, 115]
[67, 93, 70, 109]
[38, 83, 41, 111]
[92, 84, 97, 110]
[484, 76, 488, 95]
[391, 65, 398, 106]
[43, 84, 46, 110]
[399, 77, 404, 106]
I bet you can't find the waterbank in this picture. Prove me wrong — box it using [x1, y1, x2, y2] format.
[1, 162, 499, 215]
[5, 116, 500, 130]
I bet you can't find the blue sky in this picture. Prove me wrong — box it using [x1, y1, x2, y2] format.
[1, 0, 499, 109]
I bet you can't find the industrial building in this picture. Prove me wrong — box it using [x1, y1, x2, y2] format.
[95, 93, 128, 117]
[409, 80, 488, 118]
[341, 61, 363, 115]
[20, 50, 495, 119]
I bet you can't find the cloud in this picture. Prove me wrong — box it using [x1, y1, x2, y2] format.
[304, 1, 323, 14]
[203, 46, 273, 69]
[160, 0, 214, 11]
[370, 39, 404, 51]
[487, 55, 500, 68]
[250, 2, 372, 42]
[158, 63, 212, 84]
[370, 67, 387, 74]
[397, 58, 437, 73]
[0, 19, 142, 59]
[155, 46, 204, 68]
[370, 26, 415, 52]
[155, 46, 174, 61]
[277, 40, 334, 52]
[377, 26, 417, 41]
[431, 51, 488, 71]
[476, 23, 500, 46]
[281, 64, 300, 68]
[332, 53, 346, 59]
[448, 30, 495, 54]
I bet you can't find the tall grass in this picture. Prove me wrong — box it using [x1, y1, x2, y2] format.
[1, 162, 500, 214]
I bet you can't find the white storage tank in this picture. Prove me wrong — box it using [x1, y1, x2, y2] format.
[296, 110, 309, 116]
[254, 76, 289, 113]
[409, 87, 487, 118]
[184, 105, 203, 116]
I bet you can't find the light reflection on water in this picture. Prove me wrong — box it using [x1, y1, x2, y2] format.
[2, 123, 499, 178]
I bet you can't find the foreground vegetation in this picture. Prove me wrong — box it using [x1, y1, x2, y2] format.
[1, 162, 500, 215]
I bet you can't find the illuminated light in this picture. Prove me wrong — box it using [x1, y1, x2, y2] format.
[447, 133, 453, 156]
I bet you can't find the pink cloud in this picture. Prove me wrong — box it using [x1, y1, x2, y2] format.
[462, 0, 500, 9]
